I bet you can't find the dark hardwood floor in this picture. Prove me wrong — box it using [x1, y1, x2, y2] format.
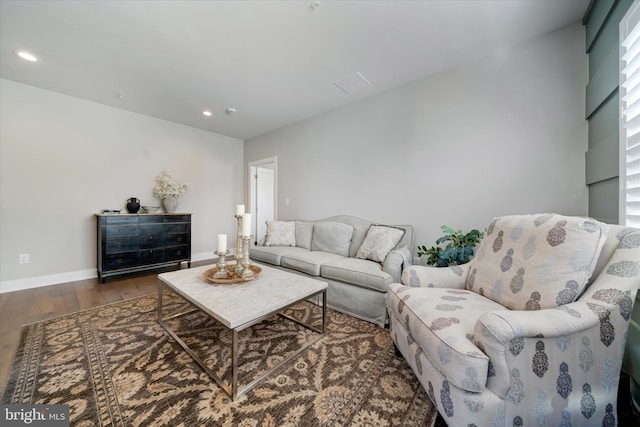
[1, 262, 638, 426]
[0, 261, 215, 388]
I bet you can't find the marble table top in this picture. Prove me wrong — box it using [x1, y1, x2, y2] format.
[158, 263, 327, 330]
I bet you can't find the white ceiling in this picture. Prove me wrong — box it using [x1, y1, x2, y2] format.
[0, 0, 589, 141]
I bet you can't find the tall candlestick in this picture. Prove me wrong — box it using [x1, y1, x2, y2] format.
[217, 234, 227, 253]
[234, 215, 244, 278]
[236, 204, 245, 216]
[242, 213, 252, 236]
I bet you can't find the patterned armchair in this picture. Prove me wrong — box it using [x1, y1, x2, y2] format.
[387, 214, 640, 426]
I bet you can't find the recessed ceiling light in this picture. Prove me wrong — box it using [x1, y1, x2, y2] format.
[14, 50, 38, 62]
[202, 110, 212, 117]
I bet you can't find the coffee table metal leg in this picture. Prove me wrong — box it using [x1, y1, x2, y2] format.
[322, 290, 327, 333]
[232, 329, 239, 400]
[158, 281, 163, 323]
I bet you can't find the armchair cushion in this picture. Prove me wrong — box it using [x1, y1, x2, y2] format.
[388, 283, 507, 392]
[467, 214, 608, 310]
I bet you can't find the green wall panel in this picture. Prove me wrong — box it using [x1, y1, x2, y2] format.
[586, 48, 619, 118]
[586, 0, 616, 53]
[586, 132, 619, 184]
[588, 92, 619, 148]
[588, 1, 631, 74]
[588, 177, 619, 223]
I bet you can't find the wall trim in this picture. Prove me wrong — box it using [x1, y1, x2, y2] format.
[0, 251, 217, 294]
[0, 269, 98, 294]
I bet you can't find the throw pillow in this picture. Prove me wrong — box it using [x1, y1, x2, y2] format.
[295, 220, 314, 250]
[349, 225, 370, 258]
[466, 213, 609, 310]
[356, 225, 406, 263]
[265, 220, 296, 247]
[310, 222, 354, 256]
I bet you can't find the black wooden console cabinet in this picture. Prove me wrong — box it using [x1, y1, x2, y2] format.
[97, 213, 191, 282]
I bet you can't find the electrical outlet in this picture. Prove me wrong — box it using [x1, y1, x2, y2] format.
[19, 253, 29, 264]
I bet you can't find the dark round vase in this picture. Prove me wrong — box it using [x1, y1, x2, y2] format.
[127, 197, 140, 214]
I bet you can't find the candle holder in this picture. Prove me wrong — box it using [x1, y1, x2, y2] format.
[213, 250, 230, 279]
[240, 235, 254, 277]
[234, 215, 243, 255]
[234, 215, 244, 277]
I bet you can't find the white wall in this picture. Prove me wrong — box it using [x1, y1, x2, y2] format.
[245, 24, 588, 258]
[0, 79, 244, 291]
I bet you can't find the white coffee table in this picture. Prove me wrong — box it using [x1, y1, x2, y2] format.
[157, 263, 327, 400]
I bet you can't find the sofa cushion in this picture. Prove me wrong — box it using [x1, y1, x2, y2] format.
[388, 284, 506, 392]
[265, 220, 296, 247]
[321, 258, 393, 292]
[311, 222, 354, 257]
[249, 245, 309, 266]
[349, 226, 370, 257]
[295, 221, 314, 250]
[467, 214, 609, 310]
[280, 251, 345, 276]
[356, 225, 405, 263]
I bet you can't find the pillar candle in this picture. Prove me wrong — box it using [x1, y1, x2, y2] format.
[242, 213, 252, 236]
[217, 234, 227, 253]
[236, 204, 245, 216]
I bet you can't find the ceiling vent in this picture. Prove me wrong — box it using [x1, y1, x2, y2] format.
[334, 72, 371, 95]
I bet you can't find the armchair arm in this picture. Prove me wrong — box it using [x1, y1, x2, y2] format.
[383, 246, 411, 283]
[400, 263, 470, 289]
[474, 302, 602, 399]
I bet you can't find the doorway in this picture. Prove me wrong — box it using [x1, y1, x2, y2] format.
[249, 157, 277, 245]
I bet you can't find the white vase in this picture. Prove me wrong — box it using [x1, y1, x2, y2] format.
[162, 197, 178, 213]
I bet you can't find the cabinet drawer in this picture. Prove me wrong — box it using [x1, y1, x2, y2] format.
[139, 215, 163, 224]
[165, 233, 189, 246]
[105, 252, 138, 270]
[139, 248, 165, 264]
[139, 224, 163, 235]
[165, 223, 190, 233]
[138, 234, 164, 249]
[105, 224, 138, 237]
[164, 215, 190, 223]
[106, 236, 138, 252]
[102, 216, 138, 225]
[165, 245, 190, 261]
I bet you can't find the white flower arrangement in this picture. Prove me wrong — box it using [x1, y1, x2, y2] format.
[154, 170, 190, 199]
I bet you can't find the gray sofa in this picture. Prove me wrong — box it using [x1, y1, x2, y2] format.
[249, 215, 414, 327]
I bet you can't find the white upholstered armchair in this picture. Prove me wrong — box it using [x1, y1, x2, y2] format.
[387, 214, 640, 426]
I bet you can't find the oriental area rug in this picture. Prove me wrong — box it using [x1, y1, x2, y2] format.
[2, 293, 438, 426]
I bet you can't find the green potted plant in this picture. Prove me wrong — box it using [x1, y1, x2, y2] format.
[417, 225, 484, 267]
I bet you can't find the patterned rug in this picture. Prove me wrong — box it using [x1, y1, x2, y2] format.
[2, 292, 438, 426]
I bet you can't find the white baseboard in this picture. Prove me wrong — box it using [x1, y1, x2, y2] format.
[0, 269, 98, 294]
[0, 251, 218, 294]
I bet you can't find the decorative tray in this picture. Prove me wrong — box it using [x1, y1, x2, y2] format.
[202, 265, 261, 284]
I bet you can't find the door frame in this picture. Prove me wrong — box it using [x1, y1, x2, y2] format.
[248, 156, 277, 243]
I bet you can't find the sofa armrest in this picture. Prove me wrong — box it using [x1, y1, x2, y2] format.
[474, 302, 603, 399]
[400, 263, 470, 289]
[383, 246, 411, 283]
